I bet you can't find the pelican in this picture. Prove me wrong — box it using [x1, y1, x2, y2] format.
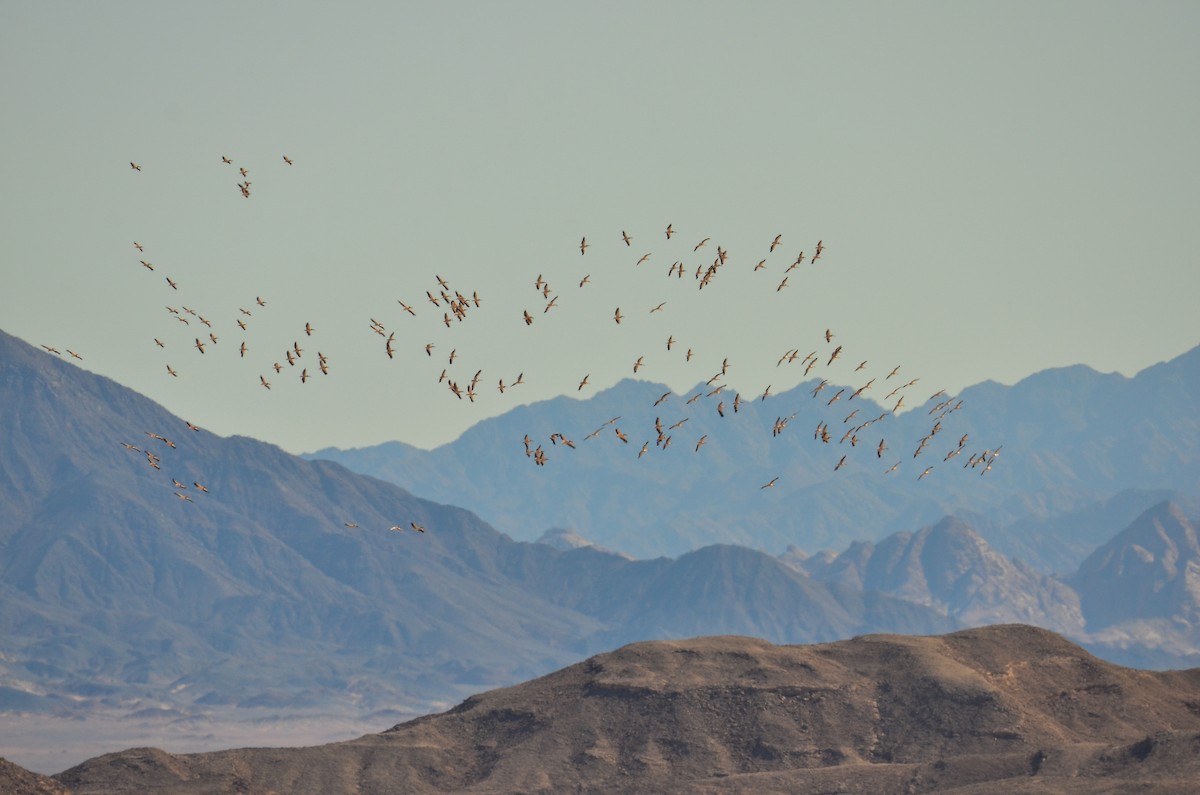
[622, 230, 632, 246]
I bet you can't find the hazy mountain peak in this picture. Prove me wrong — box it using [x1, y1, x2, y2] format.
[1073, 501, 1200, 628]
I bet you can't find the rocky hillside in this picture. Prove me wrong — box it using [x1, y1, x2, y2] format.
[55, 625, 1200, 794]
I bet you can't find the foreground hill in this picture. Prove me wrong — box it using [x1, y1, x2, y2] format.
[55, 625, 1200, 794]
[310, 345, 1200, 563]
[0, 758, 68, 795]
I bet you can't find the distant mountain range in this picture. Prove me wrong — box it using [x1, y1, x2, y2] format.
[48, 625, 1200, 794]
[307, 345, 1200, 568]
[3, 327, 1200, 774]
[0, 328, 945, 725]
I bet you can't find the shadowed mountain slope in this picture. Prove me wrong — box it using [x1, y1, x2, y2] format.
[55, 625, 1200, 794]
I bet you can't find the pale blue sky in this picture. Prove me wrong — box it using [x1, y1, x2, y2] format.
[3, 2, 1197, 453]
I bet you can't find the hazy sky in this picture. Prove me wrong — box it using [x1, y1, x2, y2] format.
[3, 2, 1197, 454]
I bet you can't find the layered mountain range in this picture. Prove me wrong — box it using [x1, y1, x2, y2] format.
[310, 345, 1200, 567]
[2, 328, 1200, 775]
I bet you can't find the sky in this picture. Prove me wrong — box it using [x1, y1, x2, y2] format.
[2, 1, 1197, 455]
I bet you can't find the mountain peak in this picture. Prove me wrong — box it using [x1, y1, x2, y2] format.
[1073, 501, 1200, 627]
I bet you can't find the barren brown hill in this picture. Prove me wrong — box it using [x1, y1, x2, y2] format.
[55, 625, 1200, 794]
[0, 757, 70, 795]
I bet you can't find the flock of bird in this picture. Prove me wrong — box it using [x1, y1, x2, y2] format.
[39, 154, 1002, 537]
